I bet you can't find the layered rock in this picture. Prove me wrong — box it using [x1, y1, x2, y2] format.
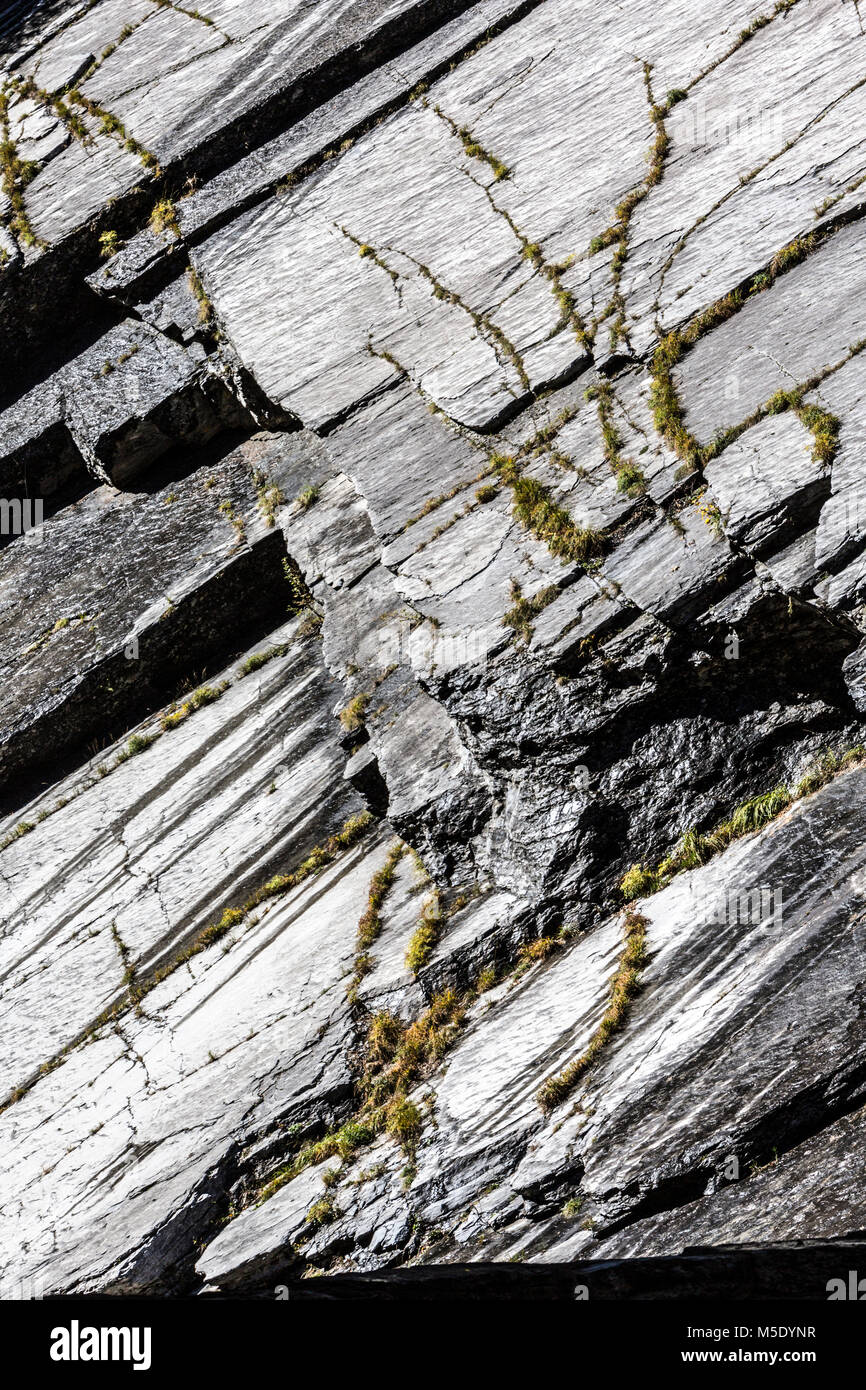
[1, 0, 865, 1295]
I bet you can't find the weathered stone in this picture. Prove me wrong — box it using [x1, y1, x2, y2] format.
[0, 430, 291, 794]
[3, 0, 866, 1302]
[704, 412, 827, 555]
[676, 220, 866, 445]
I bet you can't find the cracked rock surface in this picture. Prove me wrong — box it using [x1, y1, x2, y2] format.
[1, 0, 866, 1294]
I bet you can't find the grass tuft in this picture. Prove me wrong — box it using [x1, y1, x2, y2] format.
[405, 889, 442, 974]
[296, 484, 320, 511]
[339, 693, 369, 732]
[305, 1195, 336, 1228]
[502, 579, 559, 643]
[347, 842, 406, 1001]
[150, 198, 180, 237]
[494, 457, 604, 564]
[617, 755, 866, 907]
[537, 907, 648, 1111]
[99, 229, 121, 258]
[385, 1097, 423, 1156]
[238, 644, 288, 677]
[161, 682, 228, 731]
[586, 382, 647, 495]
[115, 731, 158, 763]
[257, 985, 465, 1204]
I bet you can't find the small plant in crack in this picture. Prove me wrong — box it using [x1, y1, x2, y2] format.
[585, 382, 647, 496]
[537, 907, 649, 1112]
[768, 233, 815, 277]
[341, 225, 401, 299]
[186, 265, 215, 329]
[161, 682, 229, 731]
[433, 104, 511, 181]
[10, 75, 89, 144]
[618, 751, 866, 905]
[282, 558, 322, 626]
[0, 88, 45, 249]
[489, 452, 605, 564]
[339, 692, 369, 732]
[110, 924, 136, 987]
[12, 73, 161, 174]
[69, 87, 160, 170]
[403, 470, 490, 530]
[405, 887, 443, 975]
[585, 62, 674, 351]
[218, 498, 246, 543]
[115, 731, 158, 763]
[650, 298, 861, 474]
[77, 18, 144, 86]
[151, 198, 180, 237]
[814, 171, 866, 220]
[348, 842, 406, 1001]
[470, 173, 594, 351]
[514, 934, 565, 980]
[256, 986, 466, 1205]
[502, 578, 559, 644]
[511, 471, 604, 563]
[516, 400, 586, 469]
[99, 229, 122, 258]
[354, 218, 533, 391]
[0, 818, 38, 851]
[738, 0, 798, 41]
[238, 643, 289, 677]
[379, 238, 531, 392]
[248, 467, 284, 526]
[678, 0, 801, 98]
[786, 401, 839, 468]
[305, 1194, 337, 1228]
[296, 484, 320, 511]
[386, 1097, 423, 1158]
[695, 490, 725, 537]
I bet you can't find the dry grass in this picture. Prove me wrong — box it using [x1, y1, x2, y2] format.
[503, 579, 559, 643]
[537, 908, 649, 1111]
[257, 986, 466, 1203]
[619, 748, 866, 903]
[347, 842, 406, 1001]
[339, 693, 369, 732]
[405, 889, 442, 975]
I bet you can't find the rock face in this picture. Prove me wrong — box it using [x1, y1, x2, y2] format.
[1, 0, 865, 1297]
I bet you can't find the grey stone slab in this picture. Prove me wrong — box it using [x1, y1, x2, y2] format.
[602, 504, 738, 628]
[6, 0, 866, 1300]
[704, 411, 826, 554]
[0, 431, 295, 791]
[676, 220, 866, 446]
